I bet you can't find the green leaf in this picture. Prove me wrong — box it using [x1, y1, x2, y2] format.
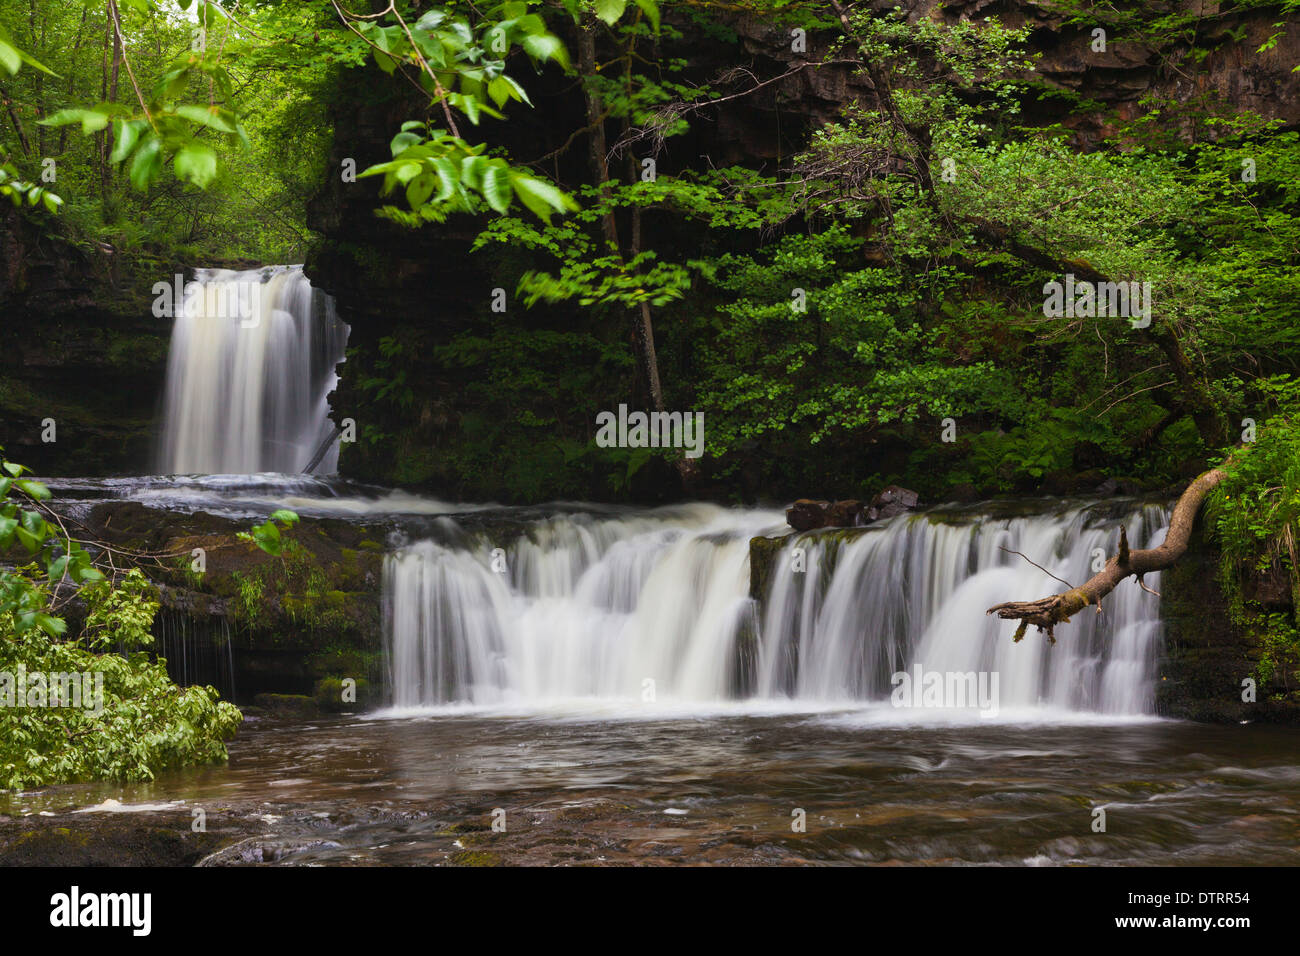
[129, 136, 163, 190]
[110, 119, 146, 163]
[175, 104, 238, 133]
[0, 38, 19, 75]
[268, 509, 299, 525]
[251, 521, 281, 555]
[510, 173, 576, 222]
[487, 76, 512, 109]
[0, 25, 56, 76]
[15, 526, 40, 554]
[390, 130, 423, 155]
[415, 10, 448, 30]
[482, 164, 512, 213]
[34, 613, 67, 637]
[521, 34, 569, 69]
[21, 509, 44, 536]
[432, 156, 460, 203]
[14, 478, 50, 500]
[39, 108, 109, 134]
[594, 0, 628, 25]
[634, 0, 660, 31]
[460, 154, 487, 192]
[174, 143, 218, 188]
[406, 171, 438, 208]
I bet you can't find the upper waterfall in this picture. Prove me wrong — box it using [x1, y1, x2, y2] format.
[155, 265, 349, 475]
[383, 500, 1170, 717]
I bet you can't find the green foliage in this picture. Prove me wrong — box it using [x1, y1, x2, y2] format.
[693, 226, 1010, 462]
[0, 566, 241, 790]
[0, 161, 61, 212]
[0, 455, 103, 638]
[360, 123, 576, 224]
[1207, 395, 1300, 689]
[344, 0, 591, 223]
[0, 450, 255, 789]
[237, 509, 300, 558]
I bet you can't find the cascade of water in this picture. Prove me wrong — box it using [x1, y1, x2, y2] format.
[759, 503, 1169, 713]
[155, 265, 348, 475]
[152, 608, 238, 701]
[384, 500, 1169, 715]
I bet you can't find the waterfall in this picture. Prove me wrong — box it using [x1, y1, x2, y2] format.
[155, 265, 349, 475]
[383, 500, 1170, 716]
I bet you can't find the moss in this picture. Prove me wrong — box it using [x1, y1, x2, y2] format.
[313, 676, 375, 712]
[448, 850, 502, 867]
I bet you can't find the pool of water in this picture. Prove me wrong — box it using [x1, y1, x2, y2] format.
[4, 709, 1297, 865]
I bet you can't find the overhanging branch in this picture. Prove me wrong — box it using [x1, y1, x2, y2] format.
[987, 466, 1228, 643]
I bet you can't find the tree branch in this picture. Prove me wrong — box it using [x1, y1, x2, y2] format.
[987, 466, 1228, 643]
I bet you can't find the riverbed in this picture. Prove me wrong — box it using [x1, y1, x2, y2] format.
[3, 709, 1296, 865]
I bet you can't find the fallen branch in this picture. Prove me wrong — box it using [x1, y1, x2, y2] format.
[987, 467, 1228, 643]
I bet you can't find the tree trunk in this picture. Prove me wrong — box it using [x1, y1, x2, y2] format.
[987, 466, 1228, 642]
[101, 0, 121, 206]
[0, 83, 31, 156]
[58, 5, 92, 155]
[577, 22, 695, 488]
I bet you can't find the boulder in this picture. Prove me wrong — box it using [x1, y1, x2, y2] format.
[866, 485, 920, 521]
[826, 499, 865, 527]
[786, 499, 831, 531]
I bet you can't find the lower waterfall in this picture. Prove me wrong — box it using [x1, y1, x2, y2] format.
[155, 265, 349, 475]
[384, 500, 1170, 716]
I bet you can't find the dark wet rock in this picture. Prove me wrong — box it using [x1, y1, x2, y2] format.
[866, 485, 919, 521]
[826, 499, 865, 527]
[788, 488, 918, 530]
[786, 499, 831, 532]
[49, 498, 390, 705]
[1158, 512, 1300, 723]
[1243, 562, 1296, 611]
[198, 836, 345, 866]
[253, 693, 320, 718]
[0, 817, 250, 867]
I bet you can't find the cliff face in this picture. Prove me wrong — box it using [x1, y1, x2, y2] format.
[1158, 514, 1300, 723]
[0, 205, 171, 475]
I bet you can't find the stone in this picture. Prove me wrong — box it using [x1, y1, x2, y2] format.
[826, 499, 865, 527]
[786, 499, 831, 531]
[866, 485, 919, 520]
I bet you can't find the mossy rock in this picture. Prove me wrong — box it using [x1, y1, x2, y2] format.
[313, 676, 376, 712]
[448, 849, 501, 867]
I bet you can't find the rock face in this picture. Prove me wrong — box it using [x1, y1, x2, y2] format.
[0, 206, 173, 475]
[66, 500, 389, 705]
[1158, 513, 1300, 723]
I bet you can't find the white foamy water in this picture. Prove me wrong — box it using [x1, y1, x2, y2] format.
[155, 266, 349, 475]
[383, 501, 1170, 718]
